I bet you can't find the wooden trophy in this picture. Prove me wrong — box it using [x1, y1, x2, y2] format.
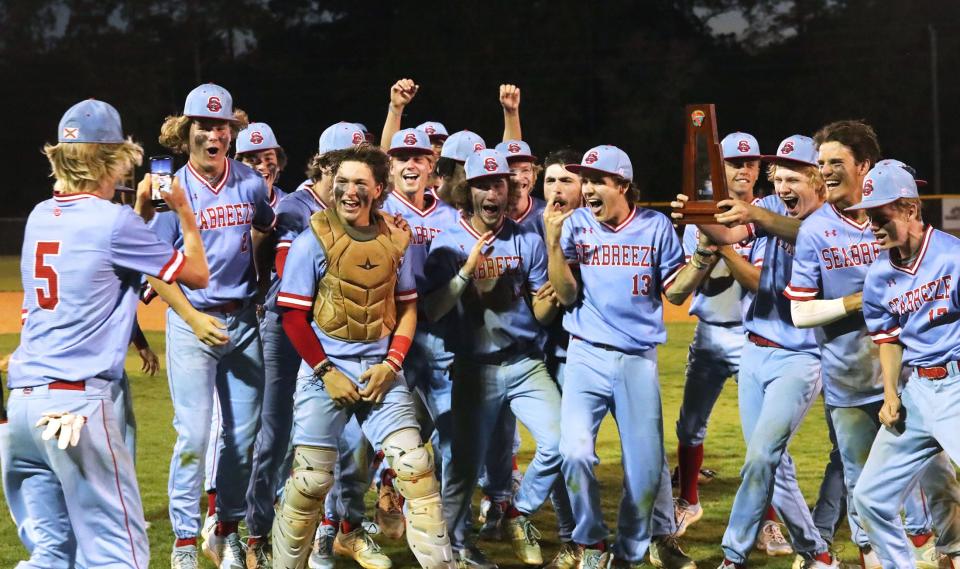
[677, 104, 729, 225]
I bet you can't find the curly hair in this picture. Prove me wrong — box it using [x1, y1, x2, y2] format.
[158, 109, 249, 154]
[813, 120, 882, 168]
[44, 139, 144, 194]
[448, 175, 520, 216]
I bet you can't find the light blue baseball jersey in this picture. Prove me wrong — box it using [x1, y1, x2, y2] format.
[863, 226, 960, 367]
[743, 195, 818, 354]
[10, 193, 184, 388]
[513, 195, 546, 238]
[147, 159, 276, 309]
[424, 216, 548, 358]
[275, 218, 418, 360]
[381, 190, 460, 293]
[785, 203, 884, 406]
[682, 224, 762, 325]
[559, 206, 684, 354]
[266, 181, 327, 314]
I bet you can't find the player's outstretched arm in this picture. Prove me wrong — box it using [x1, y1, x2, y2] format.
[732, 202, 801, 244]
[664, 245, 718, 305]
[380, 78, 419, 149]
[423, 232, 492, 322]
[878, 342, 905, 428]
[500, 84, 522, 142]
[670, 194, 749, 245]
[544, 209, 578, 306]
[531, 283, 560, 325]
[717, 245, 761, 293]
[158, 175, 209, 289]
[790, 292, 862, 328]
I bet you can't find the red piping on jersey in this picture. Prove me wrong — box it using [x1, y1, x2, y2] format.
[869, 325, 901, 344]
[891, 225, 933, 276]
[459, 216, 504, 244]
[601, 206, 638, 232]
[391, 190, 437, 217]
[187, 159, 231, 195]
[830, 204, 870, 231]
[101, 400, 142, 569]
[512, 195, 534, 223]
[53, 192, 97, 202]
[159, 251, 186, 284]
[783, 284, 818, 301]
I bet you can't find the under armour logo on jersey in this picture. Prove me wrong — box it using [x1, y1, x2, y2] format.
[403, 133, 418, 146]
[207, 96, 222, 112]
[351, 132, 364, 145]
[738, 140, 751, 153]
[863, 179, 874, 196]
[578, 227, 595, 234]
[358, 258, 379, 271]
[888, 278, 897, 287]
[508, 143, 521, 153]
[824, 229, 837, 237]
[484, 157, 498, 172]
[585, 151, 599, 164]
[249, 131, 263, 144]
[781, 141, 795, 154]
[62, 127, 78, 140]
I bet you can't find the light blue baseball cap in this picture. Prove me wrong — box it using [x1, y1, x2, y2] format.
[720, 132, 761, 160]
[441, 130, 487, 162]
[354, 122, 375, 143]
[875, 158, 928, 187]
[495, 139, 538, 163]
[183, 83, 236, 122]
[58, 99, 124, 143]
[388, 128, 433, 156]
[845, 161, 919, 211]
[236, 122, 280, 154]
[762, 135, 818, 167]
[318, 122, 366, 154]
[417, 121, 449, 141]
[566, 145, 633, 181]
[465, 149, 511, 182]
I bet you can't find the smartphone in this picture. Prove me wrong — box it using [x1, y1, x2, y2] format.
[150, 155, 173, 211]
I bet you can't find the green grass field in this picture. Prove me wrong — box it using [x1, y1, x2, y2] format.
[0, 323, 857, 568]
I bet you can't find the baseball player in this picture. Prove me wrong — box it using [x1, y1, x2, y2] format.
[418, 120, 449, 189]
[272, 144, 454, 569]
[851, 163, 960, 569]
[497, 140, 544, 235]
[149, 83, 276, 569]
[545, 145, 690, 568]
[677, 135, 836, 568]
[2, 99, 209, 569]
[436, 130, 485, 204]
[786, 122, 957, 568]
[423, 148, 570, 568]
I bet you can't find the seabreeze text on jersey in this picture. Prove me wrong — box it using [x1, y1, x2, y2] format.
[887, 275, 952, 316]
[821, 241, 881, 271]
[195, 202, 257, 230]
[412, 224, 443, 245]
[574, 243, 655, 267]
[473, 255, 523, 279]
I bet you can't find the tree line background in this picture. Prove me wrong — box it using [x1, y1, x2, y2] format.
[2, 0, 958, 216]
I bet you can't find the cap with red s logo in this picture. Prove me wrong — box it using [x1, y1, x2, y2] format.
[494, 139, 538, 163]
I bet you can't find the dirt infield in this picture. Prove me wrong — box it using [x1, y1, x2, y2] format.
[0, 292, 696, 333]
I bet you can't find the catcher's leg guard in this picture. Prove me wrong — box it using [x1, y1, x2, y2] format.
[383, 428, 455, 569]
[272, 446, 336, 568]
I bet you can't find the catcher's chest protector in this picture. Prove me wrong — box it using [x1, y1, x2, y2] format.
[310, 209, 409, 342]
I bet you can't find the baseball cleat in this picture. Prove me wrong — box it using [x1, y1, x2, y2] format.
[511, 468, 524, 495]
[455, 545, 499, 569]
[171, 544, 199, 569]
[333, 525, 392, 569]
[649, 535, 696, 569]
[716, 561, 744, 569]
[909, 534, 942, 569]
[674, 498, 703, 537]
[756, 521, 794, 556]
[479, 500, 505, 541]
[478, 495, 493, 525]
[859, 546, 882, 569]
[202, 532, 226, 566]
[245, 537, 270, 569]
[801, 556, 839, 569]
[375, 483, 405, 539]
[577, 547, 613, 569]
[201, 513, 218, 544]
[308, 521, 336, 569]
[504, 514, 543, 565]
[219, 533, 246, 569]
[544, 542, 579, 569]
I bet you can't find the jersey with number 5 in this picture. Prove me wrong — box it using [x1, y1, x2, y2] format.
[147, 158, 275, 309]
[560, 206, 684, 353]
[10, 193, 184, 388]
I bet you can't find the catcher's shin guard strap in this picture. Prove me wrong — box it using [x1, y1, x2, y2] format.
[272, 446, 336, 568]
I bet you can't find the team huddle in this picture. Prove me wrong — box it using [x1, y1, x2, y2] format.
[2, 77, 960, 569]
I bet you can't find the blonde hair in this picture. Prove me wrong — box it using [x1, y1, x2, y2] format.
[158, 108, 249, 154]
[770, 162, 826, 198]
[43, 139, 144, 194]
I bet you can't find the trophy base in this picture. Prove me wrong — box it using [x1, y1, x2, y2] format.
[676, 201, 723, 225]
